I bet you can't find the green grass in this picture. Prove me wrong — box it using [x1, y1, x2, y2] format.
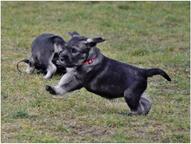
[1, 1, 190, 143]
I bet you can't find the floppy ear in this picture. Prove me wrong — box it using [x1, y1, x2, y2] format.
[68, 31, 80, 37]
[86, 37, 105, 47]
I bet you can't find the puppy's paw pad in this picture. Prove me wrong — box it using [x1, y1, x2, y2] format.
[46, 85, 56, 95]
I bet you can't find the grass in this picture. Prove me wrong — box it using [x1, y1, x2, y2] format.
[1, 1, 190, 143]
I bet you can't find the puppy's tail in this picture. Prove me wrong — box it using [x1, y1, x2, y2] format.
[16, 59, 30, 73]
[145, 68, 171, 81]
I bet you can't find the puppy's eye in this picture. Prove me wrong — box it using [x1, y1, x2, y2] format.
[71, 48, 78, 54]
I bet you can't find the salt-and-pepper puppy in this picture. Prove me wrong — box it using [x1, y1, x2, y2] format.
[46, 33, 171, 115]
[17, 33, 66, 79]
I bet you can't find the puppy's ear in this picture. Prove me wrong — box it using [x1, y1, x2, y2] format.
[68, 31, 80, 37]
[86, 37, 105, 47]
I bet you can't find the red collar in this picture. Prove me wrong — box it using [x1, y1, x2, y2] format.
[83, 56, 96, 65]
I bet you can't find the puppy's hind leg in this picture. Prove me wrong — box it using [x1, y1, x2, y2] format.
[124, 82, 147, 115]
[43, 61, 57, 79]
[138, 93, 152, 115]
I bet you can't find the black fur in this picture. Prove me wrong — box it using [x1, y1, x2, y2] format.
[46, 33, 171, 115]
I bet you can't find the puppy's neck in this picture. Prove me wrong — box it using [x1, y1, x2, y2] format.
[83, 47, 103, 66]
[87, 47, 100, 59]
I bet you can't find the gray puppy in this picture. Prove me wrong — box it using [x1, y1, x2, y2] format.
[46, 33, 171, 115]
[17, 33, 66, 79]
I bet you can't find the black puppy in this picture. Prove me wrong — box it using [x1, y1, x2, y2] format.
[46, 33, 171, 115]
[17, 33, 66, 79]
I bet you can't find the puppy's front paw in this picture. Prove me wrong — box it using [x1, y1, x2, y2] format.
[46, 85, 57, 95]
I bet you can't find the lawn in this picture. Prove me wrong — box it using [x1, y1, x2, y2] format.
[1, 1, 190, 143]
